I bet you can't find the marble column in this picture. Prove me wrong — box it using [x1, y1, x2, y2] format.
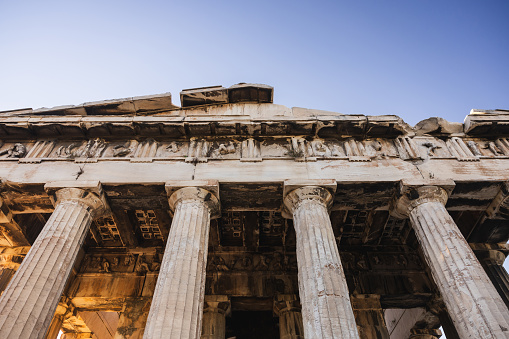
[114, 298, 151, 339]
[393, 185, 509, 338]
[201, 295, 230, 339]
[351, 295, 390, 339]
[0, 246, 29, 295]
[0, 181, 108, 339]
[283, 182, 360, 339]
[143, 182, 220, 339]
[273, 294, 304, 339]
[477, 250, 509, 310]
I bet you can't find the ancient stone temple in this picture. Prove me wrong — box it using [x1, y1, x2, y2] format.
[0, 83, 508, 339]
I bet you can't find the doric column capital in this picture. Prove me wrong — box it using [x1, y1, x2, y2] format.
[45, 181, 110, 218]
[273, 294, 301, 315]
[282, 180, 336, 218]
[391, 179, 455, 219]
[165, 180, 220, 219]
[203, 295, 230, 315]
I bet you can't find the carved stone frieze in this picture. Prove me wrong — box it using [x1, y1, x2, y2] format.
[3, 136, 509, 164]
[206, 252, 297, 272]
[80, 252, 161, 274]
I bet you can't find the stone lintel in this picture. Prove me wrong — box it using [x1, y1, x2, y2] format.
[475, 249, 506, 265]
[165, 180, 220, 218]
[470, 242, 509, 254]
[44, 181, 110, 218]
[350, 294, 382, 310]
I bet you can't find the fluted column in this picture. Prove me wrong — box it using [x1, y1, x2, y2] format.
[393, 185, 509, 338]
[0, 246, 29, 295]
[201, 295, 230, 339]
[283, 182, 360, 339]
[273, 294, 304, 339]
[0, 181, 108, 339]
[477, 250, 509, 310]
[143, 182, 220, 339]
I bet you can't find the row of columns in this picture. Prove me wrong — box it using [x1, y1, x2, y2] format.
[0, 180, 508, 338]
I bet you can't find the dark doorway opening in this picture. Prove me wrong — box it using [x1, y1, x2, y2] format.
[225, 310, 279, 339]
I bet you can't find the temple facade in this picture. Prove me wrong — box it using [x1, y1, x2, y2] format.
[0, 83, 508, 339]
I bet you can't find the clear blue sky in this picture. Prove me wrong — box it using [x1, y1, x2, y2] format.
[1, 0, 508, 126]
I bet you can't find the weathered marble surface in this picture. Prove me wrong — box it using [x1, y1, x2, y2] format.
[0, 183, 108, 339]
[394, 185, 509, 338]
[284, 183, 360, 339]
[143, 185, 219, 339]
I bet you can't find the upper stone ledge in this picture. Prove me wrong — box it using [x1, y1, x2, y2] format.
[0, 93, 178, 117]
[464, 109, 509, 136]
[180, 83, 273, 107]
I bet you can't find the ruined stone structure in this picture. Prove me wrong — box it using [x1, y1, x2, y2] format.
[0, 83, 508, 339]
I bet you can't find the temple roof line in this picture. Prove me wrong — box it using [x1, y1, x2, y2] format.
[0, 83, 508, 138]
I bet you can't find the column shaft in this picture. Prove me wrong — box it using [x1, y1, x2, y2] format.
[0, 185, 106, 339]
[409, 199, 509, 338]
[285, 186, 360, 339]
[143, 186, 218, 339]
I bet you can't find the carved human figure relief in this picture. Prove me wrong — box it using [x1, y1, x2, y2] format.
[466, 140, 483, 156]
[113, 141, 134, 157]
[484, 141, 505, 156]
[310, 139, 331, 157]
[0, 143, 27, 158]
[81, 139, 107, 158]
